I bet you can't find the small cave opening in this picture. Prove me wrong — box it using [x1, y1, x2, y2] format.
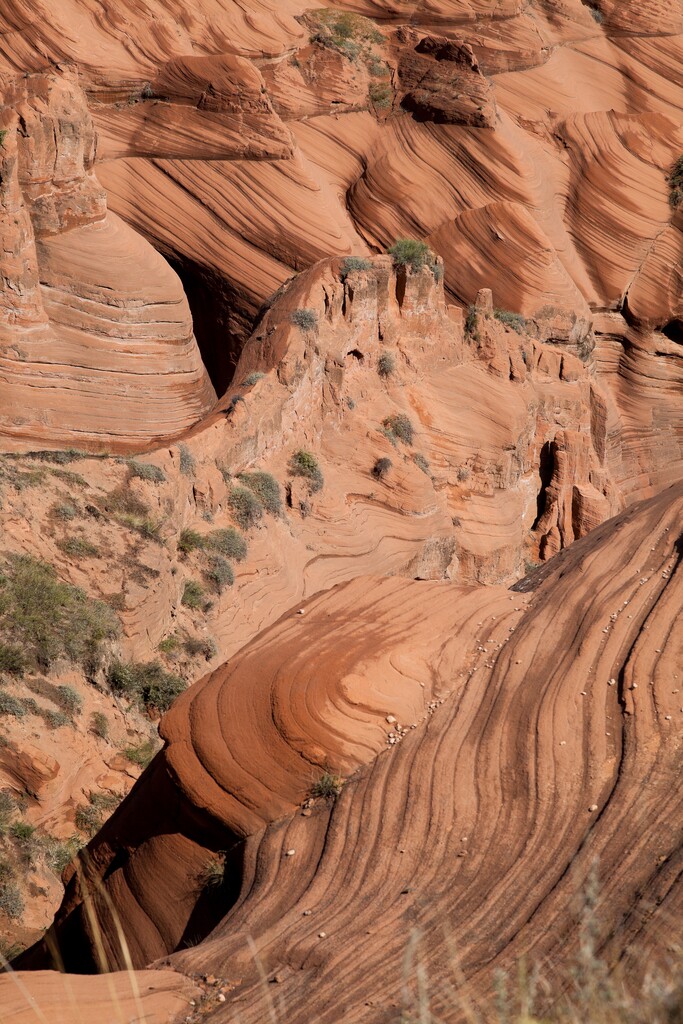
[532, 440, 555, 530]
[662, 318, 683, 345]
[168, 254, 253, 399]
[345, 348, 364, 365]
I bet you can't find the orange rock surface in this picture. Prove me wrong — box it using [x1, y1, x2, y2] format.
[0, 0, 681, 1017]
[21, 483, 682, 1021]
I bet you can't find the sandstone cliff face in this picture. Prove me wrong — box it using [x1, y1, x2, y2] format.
[21, 483, 683, 1022]
[0, 0, 680, 1014]
[0, 68, 216, 449]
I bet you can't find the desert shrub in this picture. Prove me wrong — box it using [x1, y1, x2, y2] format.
[383, 414, 414, 445]
[183, 636, 217, 660]
[75, 792, 121, 838]
[21, 697, 39, 715]
[0, 692, 26, 718]
[198, 855, 225, 891]
[0, 130, 7, 148]
[289, 449, 324, 493]
[91, 711, 109, 739]
[206, 528, 247, 561]
[311, 771, 342, 799]
[414, 453, 430, 475]
[45, 834, 82, 875]
[387, 239, 431, 272]
[100, 484, 149, 518]
[290, 308, 318, 331]
[109, 660, 185, 713]
[181, 580, 207, 611]
[340, 257, 372, 281]
[668, 156, 683, 208]
[204, 555, 235, 595]
[52, 503, 78, 521]
[590, 5, 603, 21]
[457, 466, 471, 482]
[378, 352, 395, 378]
[178, 529, 205, 554]
[372, 457, 393, 480]
[347, 398, 356, 410]
[432, 262, 444, 282]
[127, 460, 166, 483]
[43, 710, 69, 729]
[493, 308, 526, 334]
[0, 643, 24, 676]
[57, 536, 100, 559]
[464, 306, 478, 336]
[310, 10, 383, 56]
[0, 881, 23, 920]
[158, 635, 179, 657]
[241, 372, 265, 387]
[10, 821, 35, 844]
[237, 472, 282, 515]
[369, 82, 391, 108]
[0, 792, 14, 835]
[124, 740, 157, 768]
[179, 444, 196, 477]
[228, 486, 263, 529]
[0, 555, 119, 672]
[26, 449, 86, 465]
[55, 685, 82, 717]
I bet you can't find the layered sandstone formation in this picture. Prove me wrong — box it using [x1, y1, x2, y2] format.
[21, 481, 682, 1021]
[0, 0, 680, 1015]
[0, 68, 217, 448]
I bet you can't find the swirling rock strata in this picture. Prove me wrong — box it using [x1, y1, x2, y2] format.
[0, 68, 216, 448]
[21, 483, 683, 1021]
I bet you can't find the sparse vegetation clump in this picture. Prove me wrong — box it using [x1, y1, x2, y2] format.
[179, 444, 196, 477]
[75, 792, 121, 838]
[52, 503, 78, 521]
[464, 305, 478, 337]
[123, 739, 157, 768]
[206, 527, 248, 561]
[387, 239, 431, 273]
[181, 579, 208, 611]
[108, 660, 186, 713]
[0, 878, 23, 920]
[372, 457, 393, 480]
[290, 308, 318, 332]
[383, 414, 415, 446]
[378, 352, 395, 378]
[369, 82, 391, 109]
[241, 372, 265, 387]
[289, 449, 324, 493]
[228, 486, 264, 530]
[183, 636, 217, 660]
[127, 460, 166, 483]
[493, 308, 527, 334]
[204, 556, 234, 595]
[667, 155, 683, 208]
[311, 771, 343, 800]
[413, 453, 430, 475]
[91, 711, 109, 739]
[55, 685, 82, 718]
[309, 10, 383, 59]
[178, 528, 205, 555]
[0, 554, 119, 672]
[237, 472, 282, 515]
[0, 691, 24, 719]
[340, 256, 372, 281]
[57, 536, 100, 559]
[0, 643, 24, 676]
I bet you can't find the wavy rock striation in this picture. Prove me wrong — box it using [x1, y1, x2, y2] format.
[20, 482, 683, 1021]
[0, 68, 216, 449]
